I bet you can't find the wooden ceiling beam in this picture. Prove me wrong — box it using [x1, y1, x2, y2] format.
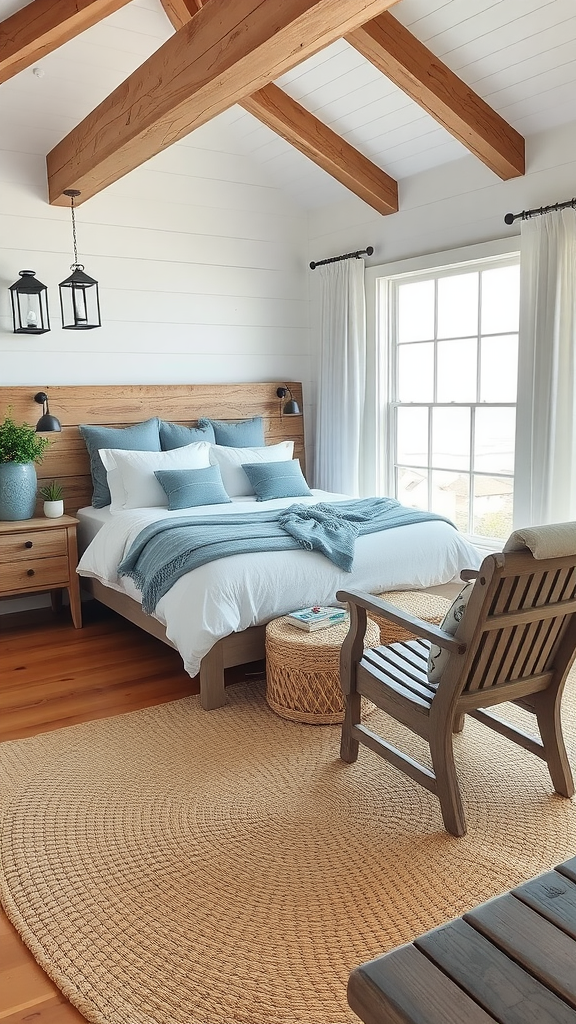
[158, 0, 202, 32]
[241, 84, 397, 215]
[347, 12, 525, 180]
[160, 0, 397, 215]
[46, 0, 401, 206]
[0, 0, 133, 85]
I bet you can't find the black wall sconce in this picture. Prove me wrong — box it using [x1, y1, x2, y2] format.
[59, 189, 101, 329]
[9, 271, 51, 334]
[277, 385, 301, 416]
[34, 391, 61, 432]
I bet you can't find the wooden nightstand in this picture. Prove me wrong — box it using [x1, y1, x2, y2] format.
[0, 515, 82, 628]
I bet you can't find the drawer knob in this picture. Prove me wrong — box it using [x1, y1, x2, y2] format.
[27, 568, 35, 577]
[24, 540, 33, 549]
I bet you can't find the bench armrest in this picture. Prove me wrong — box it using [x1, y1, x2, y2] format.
[460, 568, 480, 583]
[336, 588, 466, 655]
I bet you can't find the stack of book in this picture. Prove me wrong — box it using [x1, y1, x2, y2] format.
[286, 606, 348, 632]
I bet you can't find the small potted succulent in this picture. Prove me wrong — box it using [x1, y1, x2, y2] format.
[40, 480, 64, 518]
[0, 411, 51, 520]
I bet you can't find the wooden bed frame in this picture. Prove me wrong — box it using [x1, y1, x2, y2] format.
[1, 383, 305, 709]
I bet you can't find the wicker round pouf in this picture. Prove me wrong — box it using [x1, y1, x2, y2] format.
[372, 590, 451, 644]
[265, 615, 380, 725]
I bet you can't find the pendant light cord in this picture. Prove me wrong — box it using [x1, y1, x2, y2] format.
[63, 189, 83, 271]
[70, 194, 80, 269]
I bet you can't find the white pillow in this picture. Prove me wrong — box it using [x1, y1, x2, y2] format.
[427, 581, 474, 683]
[209, 441, 294, 497]
[99, 441, 212, 513]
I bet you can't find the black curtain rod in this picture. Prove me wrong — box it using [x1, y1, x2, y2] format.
[504, 197, 576, 225]
[309, 246, 373, 270]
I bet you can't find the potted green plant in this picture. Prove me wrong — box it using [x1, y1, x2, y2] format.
[39, 479, 64, 518]
[0, 411, 51, 521]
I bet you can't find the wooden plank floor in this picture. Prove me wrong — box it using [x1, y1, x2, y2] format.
[0, 601, 263, 1024]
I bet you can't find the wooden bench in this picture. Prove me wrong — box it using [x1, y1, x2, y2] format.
[348, 856, 576, 1024]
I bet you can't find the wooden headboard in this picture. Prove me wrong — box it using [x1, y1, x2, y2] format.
[0, 383, 305, 516]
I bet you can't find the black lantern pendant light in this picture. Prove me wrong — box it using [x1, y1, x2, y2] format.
[9, 270, 51, 334]
[59, 189, 101, 329]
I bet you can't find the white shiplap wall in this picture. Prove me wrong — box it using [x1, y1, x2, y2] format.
[1, 0, 573, 615]
[0, 117, 312, 613]
[220, 0, 576, 210]
[0, 0, 315, 615]
[305, 119, 576, 480]
[307, 120, 576, 272]
[0, 121, 311, 389]
[0, 0, 311, 393]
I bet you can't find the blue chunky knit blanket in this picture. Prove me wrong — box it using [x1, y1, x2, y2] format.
[118, 497, 454, 614]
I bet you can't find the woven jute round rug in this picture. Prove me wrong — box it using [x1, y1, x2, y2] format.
[1, 674, 575, 1024]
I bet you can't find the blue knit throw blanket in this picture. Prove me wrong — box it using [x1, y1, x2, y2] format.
[118, 498, 454, 614]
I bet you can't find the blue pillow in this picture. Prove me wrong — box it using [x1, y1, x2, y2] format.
[159, 419, 215, 450]
[79, 418, 161, 508]
[154, 465, 232, 510]
[197, 416, 265, 447]
[242, 460, 312, 501]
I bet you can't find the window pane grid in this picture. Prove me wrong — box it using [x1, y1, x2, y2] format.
[468, 407, 475, 532]
[394, 425, 515, 535]
[433, 278, 438, 408]
[391, 403, 516, 409]
[390, 256, 519, 540]
[476, 272, 482, 404]
[399, 337, 516, 348]
[396, 463, 513, 481]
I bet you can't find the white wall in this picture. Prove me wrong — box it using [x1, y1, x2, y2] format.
[0, 116, 312, 393]
[0, 116, 313, 613]
[2, 118, 574, 459]
[2, 113, 575, 612]
[307, 121, 576, 269]
[305, 121, 576, 472]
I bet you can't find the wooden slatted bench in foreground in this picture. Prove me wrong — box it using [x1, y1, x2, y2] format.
[348, 856, 576, 1024]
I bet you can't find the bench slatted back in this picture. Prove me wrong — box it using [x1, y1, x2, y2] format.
[453, 551, 576, 702]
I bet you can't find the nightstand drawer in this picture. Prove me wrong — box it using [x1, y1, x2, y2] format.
[1, 556, 70, 592]
[0, 515, 82, 627]
[0, 530, 68, 562]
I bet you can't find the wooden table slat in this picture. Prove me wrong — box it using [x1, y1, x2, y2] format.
[557, 858, 576, 884]
[416, 917, 576, 1024]
[348, 858, 576, 1024]
[465, 893, 576, 1008]
[513, 871, 576, 940]
[348, 944, 497, 1024]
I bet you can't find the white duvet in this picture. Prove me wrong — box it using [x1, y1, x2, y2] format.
[76, 491, 481, 678]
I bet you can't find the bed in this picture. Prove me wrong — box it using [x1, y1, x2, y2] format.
[2, 384, 480, 710]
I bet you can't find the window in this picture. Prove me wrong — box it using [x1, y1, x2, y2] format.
[381, 252, 520, 543]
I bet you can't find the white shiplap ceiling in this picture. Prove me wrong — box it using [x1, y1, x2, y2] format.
[1, 0, 575, 210]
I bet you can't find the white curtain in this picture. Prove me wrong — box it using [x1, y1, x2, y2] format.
[514, 209, 576, 527]
[315, 258, 366, 495]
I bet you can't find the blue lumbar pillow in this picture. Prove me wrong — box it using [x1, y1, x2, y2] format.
[79, 418, 161, 508]
[154, 464, 232, 510]
[159, 419, 215, 450]
[242, 460, 312, 501]
[197, 416, 265, 447]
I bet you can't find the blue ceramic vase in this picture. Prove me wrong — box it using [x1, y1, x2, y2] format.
[0, 462, 37, 520]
